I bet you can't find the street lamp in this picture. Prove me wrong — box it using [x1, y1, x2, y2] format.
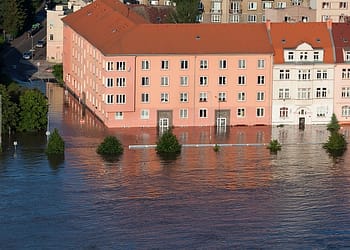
[46, 130, 50, 143]
[13, 141, 18, 156]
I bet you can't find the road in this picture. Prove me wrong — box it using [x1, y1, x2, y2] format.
[1, 15, 55, 82]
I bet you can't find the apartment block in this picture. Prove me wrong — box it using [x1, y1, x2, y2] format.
[316, 0, 350, 22]
[62, 0, 274, 129]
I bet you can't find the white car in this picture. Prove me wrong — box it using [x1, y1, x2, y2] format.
[36, 40, 45, 48]
[23, 51, 32, 60]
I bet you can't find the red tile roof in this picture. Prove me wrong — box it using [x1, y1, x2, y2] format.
[62, 0, 273, 56]
[270, 22, 334, 64]
[331, 22, 350, 63]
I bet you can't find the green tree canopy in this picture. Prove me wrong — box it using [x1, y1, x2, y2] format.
[18, 89, 48, 132]
[327, 113, 340, 134]
[170, 0, 200, 23]
[97, 136, 124, 156]
[156, 130, 182, 155]
[2, 0, 28, 38]
[0, 84, 19, 133]
[46, 128, 65, 155]
[52, 64, 63, 84]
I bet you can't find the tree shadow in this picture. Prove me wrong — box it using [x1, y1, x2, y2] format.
[47, 154, 64, 170]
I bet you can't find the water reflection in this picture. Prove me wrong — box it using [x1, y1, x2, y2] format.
[1, 84, 350, 248]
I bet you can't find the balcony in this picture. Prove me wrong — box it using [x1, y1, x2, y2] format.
[211, 9, 222, 14]
[229, 9, 242, 14]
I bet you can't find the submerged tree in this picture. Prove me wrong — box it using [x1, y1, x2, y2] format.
[156, 130, 181, 155]
[97, 136, 124, 156]
[46, 128, 65, 156]
[267, 139, 282, 154]
[323, 114, 347, 157]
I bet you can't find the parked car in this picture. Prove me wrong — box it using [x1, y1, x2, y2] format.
[23, 51, 33, 60]
[36, 40, 45, 48]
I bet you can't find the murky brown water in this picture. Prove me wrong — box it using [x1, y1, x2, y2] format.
[1, 84, 350, 249]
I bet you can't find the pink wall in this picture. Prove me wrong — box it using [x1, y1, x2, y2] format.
[64, 26, 273, 128]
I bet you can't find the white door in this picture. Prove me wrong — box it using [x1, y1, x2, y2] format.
[159, 118, 169, 132]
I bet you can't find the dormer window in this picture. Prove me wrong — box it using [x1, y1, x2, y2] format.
[288, 52, 294, 61]
[300, 51, 308, 60]
[314, 51, 320, 61]
[346, 51, 350, 61]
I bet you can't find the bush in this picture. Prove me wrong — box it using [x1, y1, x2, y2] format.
[156, 130, 181, 155]
[97, 136, 124, 156]
[213, 144, 220, 152]
[267, 139, 282, 153]
[327, 113, 340, 134]
[46, 128, 65, 155]
[323, 132, 347, 157]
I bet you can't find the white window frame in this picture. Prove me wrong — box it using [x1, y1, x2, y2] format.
[161, 60, 169, 70]
[199, 108, 208, 118]
[161, 76, 169, 86]
[219, 59, 227, 69]
[200, 76, 208, 86]
[116, 94, 126, 104]
[180, 76, 188, 86]
[106, 94, 114, 104]
[199, 92, 208, 102]
[115, 112, 123, 120]
[258, 59, 265, 69]
[141, 93, 149, 103]
[219, 76, 227, 85]
[237, 108, 245, 117]
[256, 108, 264, 117]
[257, 91, 265, 101]
[238, 75, 246, 85]
[180, 109, 188, 119]
[180, 92, 188, 102]
[116, 77, 126, 87]
[180, 60, 189, 69]
[141, 60, 150, 70]
[238, 92, 246, 101]
[141, 109, 150, 119]
[161, 93, 169, 103]
[238, 59, 246, 69]
[200, 60, 208, 69]
[116, 61, 126, 71]
[106, 77, 113, 87]
[141, 76, 150, 86]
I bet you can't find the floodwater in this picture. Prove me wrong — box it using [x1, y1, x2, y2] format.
[1, 84, 350, 249]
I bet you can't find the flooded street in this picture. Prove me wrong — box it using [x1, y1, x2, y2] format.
[1, 84, 350, 249]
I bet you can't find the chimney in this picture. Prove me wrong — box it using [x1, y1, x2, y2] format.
[327, 18, 332, 30]
[266, 19, 271, 31]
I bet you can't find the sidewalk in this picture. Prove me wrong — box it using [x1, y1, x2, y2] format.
[29, 59, 55, 81]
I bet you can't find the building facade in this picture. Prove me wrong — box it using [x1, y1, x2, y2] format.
[63, 0, 274, 129]
[46, 0, 92, 63]
[332, 23, 350, 124]
[269, 21, 335, 126]
[316, 0, 350, 22]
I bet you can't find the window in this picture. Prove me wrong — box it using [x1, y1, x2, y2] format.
[292, 0, 302, 5]
[141, 109, 150, 119]
[199, 109, 207, 118]
[106, 62, 114, 71]
[316, 87, 327, 98]
[141, 77, 150, 86]
[298, 88, 311, 99]
[141, 93, 149, 103]
[161, 60, 169, 70]
[180, 60, 188, 69]
[219, 59, 227, 69]
[288, 52, 294, 61]
[316, 70, 328, 79]
[341, 87, 350, 98]
[258, 59, 265, 69]
[280, 107, 288, 118]
[161, 76, 169, 86]
[279, 88, 290, 99]
[277, 1, 286, 8]
[342, 69, 350, 79]
[342, 106, 350, 116]
[257, 75, 265, 85]
[300, 51, 308, 60]
[247, 15, 257, 23]
[263, 2, 272, 9]
[218, 92, 226, 102]
[106, 94, 114, 104]
[200, 76, 208, 86]
[211, 15, 221, 23]
[229, 14, 240, 23]
[180, 109, 188, 119]
[238, 59, 246, 69]
[238, 75, 246, 85]
[340, 2, 347, 9]
[116, 61, 126, 71]
[180, 76, 188, 86]
[316, 106, 327, 117]
[298, 69, 311, 80]
[116, 77, 126, 87]
[116, 94, 126, 104]
[314, 51, 320, 61]
[200, 60, 208, 69]
[256, 108, 264, 117]
[238, 92, 246, 101]
[180, 92, 188, 102]
[106, 78, 113, 87]
[248, 2, 257, 10]
[49, 34, 54, 40]
[199, 92, 207, 102]
[257, 91, 265, 101]
[115, 112, 123, 120]
[161, 93, 169, 103]
[219, 76, 227, 85]
[237, 108, 245, 117]
[345, 51, 350, 61]
[279, 69, 290, 80]
[142, 60, 150, 70]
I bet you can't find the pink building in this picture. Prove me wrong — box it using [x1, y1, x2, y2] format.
[332, 23, 350, 124]
[62, 0, 274, 129]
